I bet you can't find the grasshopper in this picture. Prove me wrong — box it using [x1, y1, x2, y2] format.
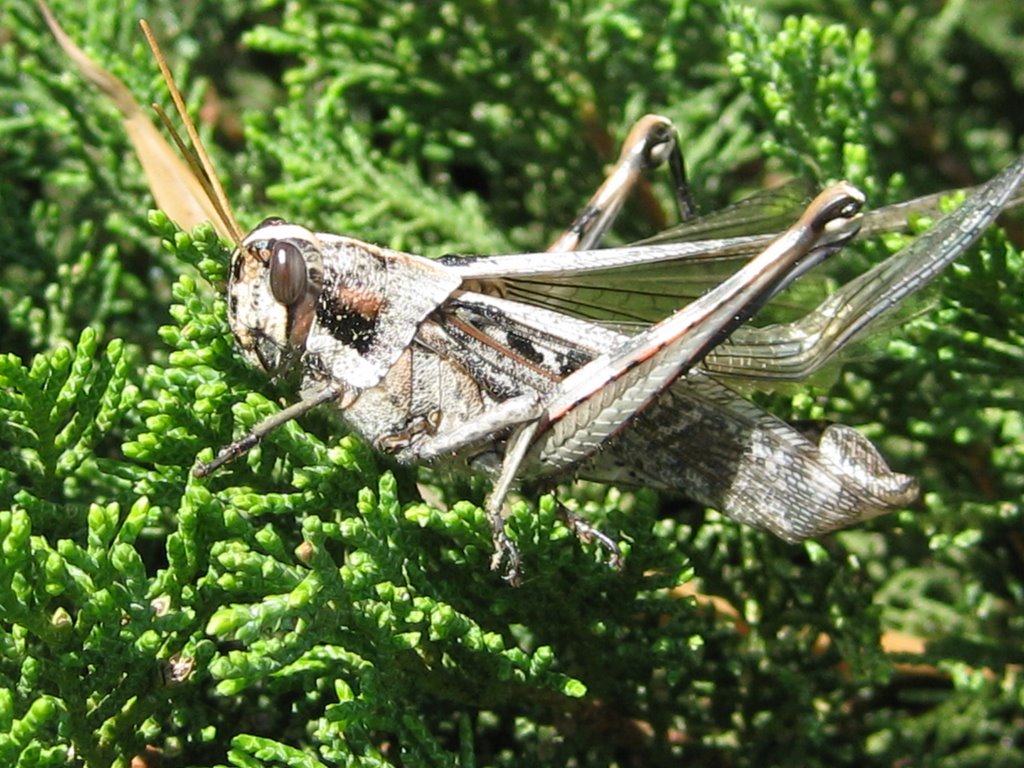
[42, 4, 1024, 582]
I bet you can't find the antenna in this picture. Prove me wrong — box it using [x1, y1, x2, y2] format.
[139, 20, 245, 246]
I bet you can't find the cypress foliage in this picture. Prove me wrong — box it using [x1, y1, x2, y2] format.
[2, 1, 1022, 765]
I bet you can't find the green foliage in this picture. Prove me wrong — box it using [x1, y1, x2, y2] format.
[2, 0, 1023, 766]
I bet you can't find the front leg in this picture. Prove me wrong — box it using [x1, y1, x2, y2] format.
[193, 385, 349, 477]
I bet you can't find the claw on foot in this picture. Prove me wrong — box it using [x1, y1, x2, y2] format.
[489, 529, 522, 586]
[557, 504, 624, 570]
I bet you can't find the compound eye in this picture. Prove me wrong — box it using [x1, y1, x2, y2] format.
[269, 240, 308, 306]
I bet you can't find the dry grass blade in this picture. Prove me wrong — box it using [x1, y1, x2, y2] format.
[37, 0, 240, 243]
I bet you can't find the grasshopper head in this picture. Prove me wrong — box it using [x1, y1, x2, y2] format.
[227, 219, 325, 377]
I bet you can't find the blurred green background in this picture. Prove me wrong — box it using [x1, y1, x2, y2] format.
[1, 1, 1022, 765]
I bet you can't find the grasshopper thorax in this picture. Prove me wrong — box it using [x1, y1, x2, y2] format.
[228, 219, 325, 376]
